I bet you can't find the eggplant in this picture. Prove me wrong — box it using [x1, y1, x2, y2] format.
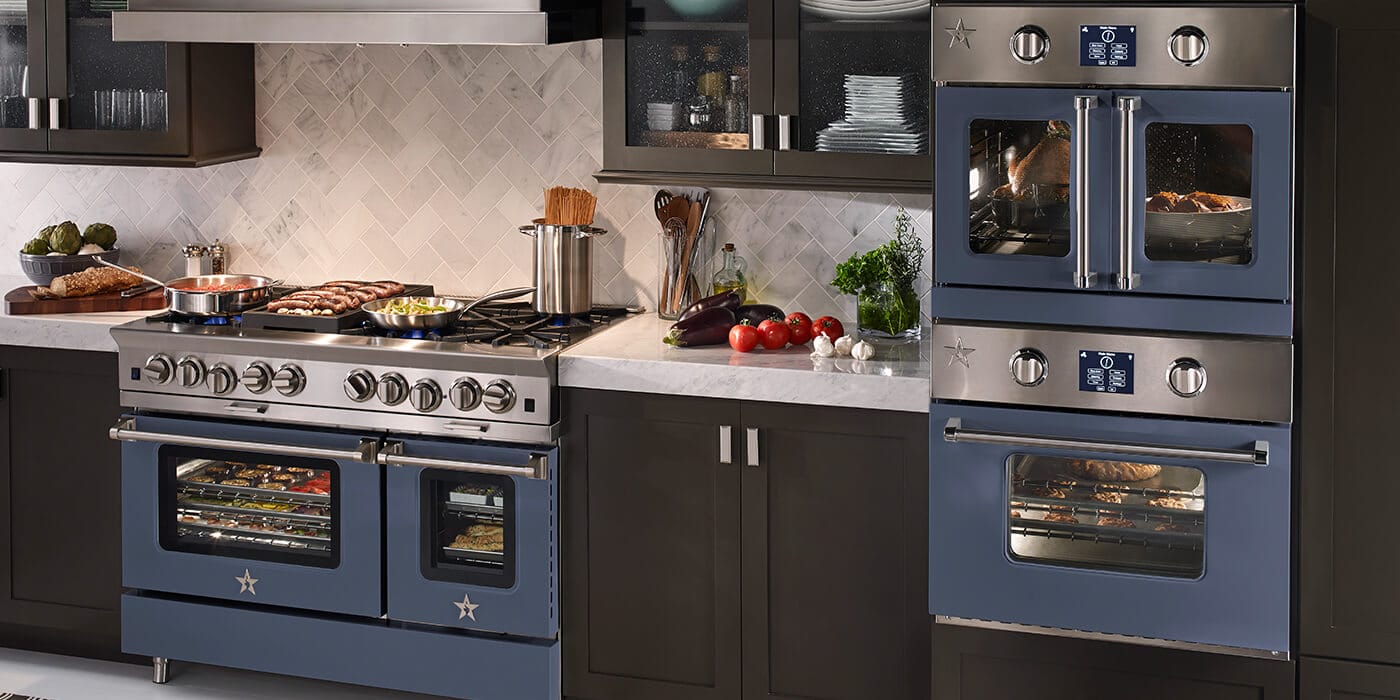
[735, 304, 785, 326]
[678, 290, 742, 322]
[663, 307, 736, 347]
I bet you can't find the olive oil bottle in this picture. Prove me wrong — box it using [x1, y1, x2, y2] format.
[711, 243, 750, 302]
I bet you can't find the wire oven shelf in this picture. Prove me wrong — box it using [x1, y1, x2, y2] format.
[441, 546, 504, 565]
[176, 481, 330, 506]
[1017, 477, 1202, 502]
[177, 500, 331, 524]
[1010, 518, 1204, 552]
[177, 523, 331, 551]
[442, 501, 504, 520]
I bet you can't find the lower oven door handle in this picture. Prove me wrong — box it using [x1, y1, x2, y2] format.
[942, 418, 1268, 466]
[107, 418, 380, 463]
[379, 441, 548, 480]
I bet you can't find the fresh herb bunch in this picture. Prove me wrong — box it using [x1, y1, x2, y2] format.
[830, 207, 925, 336]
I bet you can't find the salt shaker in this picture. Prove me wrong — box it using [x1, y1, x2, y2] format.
[183, 244, 211, 277]
[209, 239, 227, 274]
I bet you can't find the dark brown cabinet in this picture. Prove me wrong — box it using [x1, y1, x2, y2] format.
[1298, 0, 1400, 668]
[561, 388, 929, 700]
[1301, 658, 1400, 700]
[0, 345, 124, 661]
[0, 0, 256, 166]
[933, 623, 1295, 700]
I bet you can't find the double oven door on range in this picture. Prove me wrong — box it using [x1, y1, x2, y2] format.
[118, 413, 557, 640]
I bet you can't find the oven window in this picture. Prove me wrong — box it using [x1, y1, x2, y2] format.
[1143, 123, 1254, 265]
[968, 119, 1072, 258]
[422, 471, 515, 589]
[1007, 455, 1204, 578]
[159, 447, 338, 568]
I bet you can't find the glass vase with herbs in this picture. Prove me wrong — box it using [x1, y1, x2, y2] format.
[831, 207, 924, 341]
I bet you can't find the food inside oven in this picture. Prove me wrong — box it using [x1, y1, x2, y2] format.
[171, 459, 334, 555]
[1007, 455, 1205, 578]
[1142, 122, 1254, 264]
[968, 119, 1072, 258]
[438, 484, 507, 571]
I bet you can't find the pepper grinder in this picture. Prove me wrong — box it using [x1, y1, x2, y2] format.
[209, 239, 227, 274]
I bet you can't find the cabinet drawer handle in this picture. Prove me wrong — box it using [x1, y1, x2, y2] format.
[719, 425, 732, 464]
[750, 114, 766, 150]
[48, 97, 62, 130]
[745, 428, 759, 468]
[777, 115, 792, 151]
[26, 97, 40, 129]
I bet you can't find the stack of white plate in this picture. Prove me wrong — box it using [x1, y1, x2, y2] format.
[647, 102, 681, 132]
[799, 0, 928, 21]
[816, 74, 927, 155]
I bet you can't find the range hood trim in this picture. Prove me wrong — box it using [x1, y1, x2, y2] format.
[112, 10, 598, 45]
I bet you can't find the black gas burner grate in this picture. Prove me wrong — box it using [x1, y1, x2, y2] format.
[147, 311, 244, 327]
[343, 301, 632, 348]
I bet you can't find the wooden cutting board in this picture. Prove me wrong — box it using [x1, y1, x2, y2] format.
[4, 285, 167, 315]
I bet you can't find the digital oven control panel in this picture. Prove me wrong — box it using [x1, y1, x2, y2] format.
[1079, 25, 1135, 67]
[1078, 350, 1134, 394]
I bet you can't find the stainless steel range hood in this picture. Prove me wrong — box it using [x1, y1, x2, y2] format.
[112, 0, 599, 45]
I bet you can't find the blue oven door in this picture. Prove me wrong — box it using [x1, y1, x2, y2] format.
[385, 437, 557, 640]
[117, 414, 382, 617]
[935, 86, 1114, 292]
[929, 403, 1290, 656]
[1112, 89, 1292, 300]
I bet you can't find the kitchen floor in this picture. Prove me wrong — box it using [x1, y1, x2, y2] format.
[0, 648, 439, 699]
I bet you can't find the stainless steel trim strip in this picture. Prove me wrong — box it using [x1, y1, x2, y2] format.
[108, 417, 379, 463]
[745, 428, 759, 467]
[379, 441, 547, 479]
[26, 97, 40, 129]
[942, 418, 1268, 465]
[47, 97, 61, 130]
[750, 114, 766, 150]
[1116, 96, 1141, 290]
[934, 616, 1290, 661]
[112, 10, 568, 45]
[776, 115, 792, 151]
[719, 425, 733, 465]
[1073, 95, 1098, 289]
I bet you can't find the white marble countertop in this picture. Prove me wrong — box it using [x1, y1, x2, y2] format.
[0, 275, 145, 353]
[559, 314, 932, 413]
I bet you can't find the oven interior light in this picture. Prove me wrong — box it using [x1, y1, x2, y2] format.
[969, 168, 981, 200]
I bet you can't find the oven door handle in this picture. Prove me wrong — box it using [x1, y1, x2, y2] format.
[942, 418, 1268, 466]
[107, 418, 380, 463]
[1072, 95, 1099, 289]
[378, 441, 549, 480]
[1116, 96, 1142, 291]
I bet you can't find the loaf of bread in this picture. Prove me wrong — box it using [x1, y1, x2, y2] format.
[1067, 459, 1162, 482]
[45, 265, 143, 298]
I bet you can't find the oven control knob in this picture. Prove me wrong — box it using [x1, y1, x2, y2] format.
[176, 356, 206, 387]
[449, 378, 483, 411]
[343, 369, 376, 402]
[1010, 25, 1050, 64]
[206, 364, 237, 396]
[410, 380, 443, 413]
[1168, 26, 1209, 66]
[377, 373, 408, 406]
[241, 362, 273, 394]
[1009, 348, 1048, 387]
[1167, 358, 1207, 398]
[482, 380, 516, 414]
[272, 364, 306, 397]
[143, 354, 174, 385]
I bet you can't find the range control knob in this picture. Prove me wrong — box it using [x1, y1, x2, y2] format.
[1010, 25, 1050, 64]
[143, 354, 174, 385]
[344, 369, 377, 403]
[377, 373, 409, 406]
[410, 379, 443, 413]
[206, 364, 237, 396]
[1167, 358, 1207, 398]
[449, 378, 483, 411]
[241, 362, 273, 394]
[1168, 26, 1209, 66]
[272, 364, 306, 397]
[482, 380, 516, 414]
[176, 356, 206, 387]
[1009, 348, 1049, 387]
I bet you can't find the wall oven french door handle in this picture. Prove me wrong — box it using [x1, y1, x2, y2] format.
[1073, 95, 1099, 289]
[1116, 96, 1142, 291]
[378, 441, 548, 480]
[942, 418, 1268, 466]
[107, 418, 379, 463]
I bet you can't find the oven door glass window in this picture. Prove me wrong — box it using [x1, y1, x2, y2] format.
[159, 447, 338, 568]
[1143, 123, 1254, 265]
[423, 471, 515, 589]
[1008, 455, 1204, 578]
[968, 119, 1072, 258]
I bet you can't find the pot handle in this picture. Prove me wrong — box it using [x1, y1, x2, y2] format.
[518, 224, 609, 238]
[518, 225, 539, 237]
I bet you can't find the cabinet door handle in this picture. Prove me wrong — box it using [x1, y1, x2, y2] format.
[719, 425, 733, 464]
[47, 97, 62, 130]
[1072, 95, 1099, 289]
[26, 97, 41, 129]
[745, 428, 759, 468]
[1116, 96, 1142, 291]
[750, 114, 766, 150]
[777, 115, 792, 151]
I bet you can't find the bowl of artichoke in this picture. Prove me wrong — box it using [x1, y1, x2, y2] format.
[18, 221, 120, 285]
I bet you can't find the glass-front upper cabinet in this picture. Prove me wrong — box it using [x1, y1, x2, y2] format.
[0, 0, 46, 151]
[773, 0, 929, 181]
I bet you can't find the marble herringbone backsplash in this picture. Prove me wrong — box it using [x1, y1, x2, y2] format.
[0, 40, 931, 321]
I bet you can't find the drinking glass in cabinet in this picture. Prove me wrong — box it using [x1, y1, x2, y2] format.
[65, 0, 168, 132]
[0, 3, 31, 130]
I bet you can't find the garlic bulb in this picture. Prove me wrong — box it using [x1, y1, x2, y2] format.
[833, 335, 855, 356]
[851, 340, 876, 361]
[811, 334, 836, 357]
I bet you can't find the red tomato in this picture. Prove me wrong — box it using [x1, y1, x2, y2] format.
[756, 319, 791, 350]
[811, 316, 844, 341]
[728, 324, 759, 352]
[784, 312, 813, 345]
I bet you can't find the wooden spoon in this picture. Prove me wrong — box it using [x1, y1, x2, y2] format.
[671, 200, 703, 311]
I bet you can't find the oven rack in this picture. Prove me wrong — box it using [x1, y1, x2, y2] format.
[178, 524, 331, 551]
[177, 500, 331, 524]
[441, 546, 504, 565]
[176, 509, 331, 542]
[1010, 519, 1204, 551]
[1012, 497, 1205, 525]
[442, 501, 504, 520]
[1018, 478, 1203, 502]
[177, 481, 330, 505]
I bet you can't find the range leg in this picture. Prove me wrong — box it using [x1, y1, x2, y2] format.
[152, 657, 169, 684]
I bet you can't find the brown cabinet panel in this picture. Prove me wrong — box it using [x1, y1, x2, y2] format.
[1301, 657, 1400, 700]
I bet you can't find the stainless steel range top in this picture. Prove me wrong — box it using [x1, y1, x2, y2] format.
[112, 302, 631, 444]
